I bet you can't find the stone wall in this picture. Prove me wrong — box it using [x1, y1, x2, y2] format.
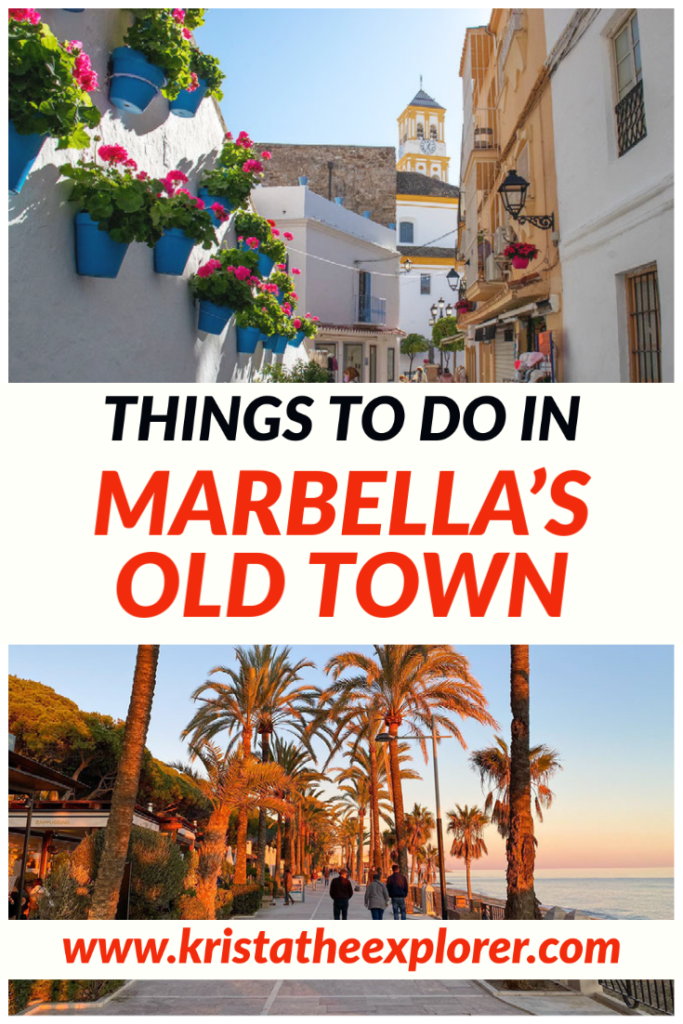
[259, 144, 397, 226]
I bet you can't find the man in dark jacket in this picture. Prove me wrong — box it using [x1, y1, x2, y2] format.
[386, 863, 409, 920]
[283, 866, 294, 906]
[329, 867, 354, 919]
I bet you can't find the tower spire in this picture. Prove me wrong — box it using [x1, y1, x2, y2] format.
[420, 74, 423, 90]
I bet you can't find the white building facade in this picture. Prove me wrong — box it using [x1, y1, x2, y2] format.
[8, 9, 304, 384]
[396, 171, 460, 372]
[544, 8, 673, 383]
[253, 186, 402, 382]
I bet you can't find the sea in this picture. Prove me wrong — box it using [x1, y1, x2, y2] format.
[443, 869, 673, 920]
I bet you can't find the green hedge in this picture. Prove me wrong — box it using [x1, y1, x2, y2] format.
[231, 883, 262, 916]
[9, 981, 124, 1015]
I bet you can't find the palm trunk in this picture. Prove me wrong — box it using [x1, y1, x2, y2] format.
[89, 645, 159, 920]
[505, 645, 537, 919]
[234, 806, 249, 884]
[410, 845, 416, 886]
[357, 811, 364, 881]
[274, 814, 282, 895]
[369, 738, 381, 871]
[388, 726, 408, 876]
[466, 854, 472, 901]
[195, 804, 230, 918]
[257, 731, 271, 885]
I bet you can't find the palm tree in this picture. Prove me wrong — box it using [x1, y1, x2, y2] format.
[323, 645, 497, 875]
[447, 804, 489, 900]
[89, 645, 160, 920]
[470, 736, 561, 838]
[182, 646, 316, 884]
[270, 739, 321, 881]
[404, 803, 435, 885]
[506, 644, 537, 919]
[175, 747, 290, 918]
[417, 843, 439, 884]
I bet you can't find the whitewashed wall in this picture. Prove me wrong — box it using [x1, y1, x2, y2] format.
[8, 9, 274, 384]
[544, 8, 674, 383]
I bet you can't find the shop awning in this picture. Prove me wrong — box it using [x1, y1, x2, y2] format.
[9, 751, 87, 796]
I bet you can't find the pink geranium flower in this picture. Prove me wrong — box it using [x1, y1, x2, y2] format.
[182, 27, 192, 39]
[9, 9, 41, 23]
[99, 144, 129, 165]
[311, 316, 320, 321]
[211, 202, 230, 223]
[242, 159, 263, 174]
[65, 39, 82, 52]
[271, 229, 280, 237]
[172, 8, 185, 22]
[261, 151, 272, 160]
[245, 237, 260, 250]
[124, 158, 138, 170]
[293, 318, 302, 329]
[267, 219, 276, 227]
[187, 72, 199, 92]
[291, 292, 298, 300]
[192, 197, 205, 210]
[197, 259, 221, 278]
[136, 171, 149, 181]
[234, 265, 251, 282]
[283, 232, 294, 241]
[167, 170, 189, 183]
[292, 268, 301, 275]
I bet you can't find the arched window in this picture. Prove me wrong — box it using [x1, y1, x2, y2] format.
[399, 222, 414, 244]
[416, 123, 424, 138]
[430, 125, 437, 140]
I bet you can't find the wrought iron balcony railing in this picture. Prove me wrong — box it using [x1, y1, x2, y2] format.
[357, 295, 386, 325]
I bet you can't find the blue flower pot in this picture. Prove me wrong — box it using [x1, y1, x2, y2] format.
[154, 228, 195, 275]
[109, 47, 167, 114]
[169, 77, 208, 118]
[236, 326, 261, 354]
[261, 334, 275, 351]
[257, 252, 275, 278]
[63, 8, 85, 11]
[198, 189, 233, 227]
[9, 121, 46, 194]
[298, 176, 308, 186]
[75, 211, 129, 278]
[273, 335, 289, 355]
[290, 331, 305, 348]
[198, 300, 235, 334]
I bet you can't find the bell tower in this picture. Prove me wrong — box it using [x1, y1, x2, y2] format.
[397, 79, 450, 182]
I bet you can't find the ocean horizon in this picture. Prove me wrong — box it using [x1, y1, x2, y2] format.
[443, 868, 673, 920]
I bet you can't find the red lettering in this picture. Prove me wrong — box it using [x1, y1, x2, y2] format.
[432, 471, 468, 535]
[168, 471, 226, 535]
[287, 471, 338, 535]
[116, 552, 179, 617]
[545, 470, 591, 536]
[470, 471, 528, 535]
[509, 553, 568, 617]
[95, 470, 169, 535]
[310, 553, 358, 616]
[342, 471, 386, 535]
[232, 471, 282, 535]
[227, 554, 285, 616]
[356, 553, 419, 617]
[424, 553, 509, 616]
[183, 553, 220, 617]
[389, 472, 426, 535]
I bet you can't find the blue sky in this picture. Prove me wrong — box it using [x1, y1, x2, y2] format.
[9, 645, 673, 872]
[195, 9, 491, 175]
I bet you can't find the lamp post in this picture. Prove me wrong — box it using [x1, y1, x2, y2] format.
[376, 718, 449, 920]
[497, 169, 555, 231]
[429, 297, 453, 371]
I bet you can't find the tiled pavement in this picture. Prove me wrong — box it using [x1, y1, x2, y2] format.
[30, 979, 529, 1015]
[244, 879, 428, 922]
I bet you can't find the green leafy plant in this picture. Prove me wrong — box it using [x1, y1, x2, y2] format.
[432, 315, 462, 348]
[234, 210, 288, 263]
[230, 883, 262, 916]
[190, 49, 224, 98]
[189, 247, 260, 310]
[123, 8, 205, 100]
[60, 144, 165, 245]
[153, 172, 217, 247]
[200, 131, 270, 209]
[401, 333, 430, 374]
[260, 360, 331, 383]
[235, 292, 280, 338]
[291, 313, 320, 340]
[9, 15, 101, 147]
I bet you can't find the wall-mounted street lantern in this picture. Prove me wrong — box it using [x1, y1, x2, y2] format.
[403, 257, 413, 274]
[498, 168, 555, 231]
[446, 267, 461, 291]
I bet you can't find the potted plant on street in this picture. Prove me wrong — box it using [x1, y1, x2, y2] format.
[503, 241, 539, 271]
[170, 49, 225, 118]
[455, 298, 471, 314]
[234, 298, 282, 355]
[152, 170, 217, 275]
[270, 268, 297, 306]
[189, 247, 260, 335]
[109, 8, 205, 115]
[60, 144, 164, 277]
[9, 12, 101, 193]
[199, 131, 271, 225]
[234, 210, 287, 278]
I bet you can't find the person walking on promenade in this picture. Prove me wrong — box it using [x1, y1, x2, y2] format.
[283, 866, 294, 906]
[364, 872, 390, 920]
[312, 868, 318, 891]
[386, 863, 409, 920]
[329, 867, 354, 920]
[323, 865, 330, 888]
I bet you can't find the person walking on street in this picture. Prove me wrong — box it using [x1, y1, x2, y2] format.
[386, 863, 409, 921]
[283, 866, 294, 906]
[323, 865, 330, 888]
[364, 872, 390, 920]
[329, 867, 354, 920]
[311, 868, 318, 891]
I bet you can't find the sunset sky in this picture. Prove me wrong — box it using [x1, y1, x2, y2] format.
[8, 645, 673, 873]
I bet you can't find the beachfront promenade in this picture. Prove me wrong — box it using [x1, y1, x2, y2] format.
[245, 878, 429, 922]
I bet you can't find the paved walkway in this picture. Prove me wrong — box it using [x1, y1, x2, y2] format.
[244, 879, 428, 923]
[28, 979, 626, 1016]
